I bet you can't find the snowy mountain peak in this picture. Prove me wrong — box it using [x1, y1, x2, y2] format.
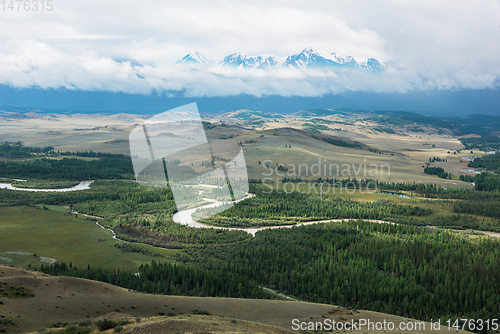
[284, 48, 337, 69]
[220, 53, 285, 69]
[331, 53, 358, 66]
[364, 58, 383, 71]
[176, 52, 210, 65]
[176, 49, 383, 71]
[221, 53, 258, 68]
[301, 47, 318, 55]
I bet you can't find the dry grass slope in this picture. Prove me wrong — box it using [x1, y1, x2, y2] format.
[0, 265, 467, 334]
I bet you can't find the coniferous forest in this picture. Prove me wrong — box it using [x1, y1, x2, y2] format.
[41, 220, 500, 321]
[1, 144, 500, 325]
[196, 191, 432, 227]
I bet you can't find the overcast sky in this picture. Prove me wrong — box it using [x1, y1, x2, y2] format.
[0, 0, 499, 97]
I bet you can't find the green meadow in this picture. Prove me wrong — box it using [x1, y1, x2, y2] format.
[0, 205, 180, 271]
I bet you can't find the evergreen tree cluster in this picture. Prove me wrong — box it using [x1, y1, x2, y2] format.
[459, 174, 474, 182]
[112, 214, 250, 247]
[453, 200, 500, 219]
[474, 173, 500, 192]
[423, 167, 451, 179]
[468, 152, 500, 172]
[0, 157, 134, 180]
[429, 157, 447, 162]
[197, 191, 431, 227]
[311, 135, 357, 148]
[0, 143, 53, 158]
[396, 213, 500, 232]
[41, 221, 500, 322]
[39, 261, 265, 299]
[186, 221, 500, 321]
[461, 136, 500, 151]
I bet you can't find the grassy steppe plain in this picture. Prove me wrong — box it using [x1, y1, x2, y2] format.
[0, 206, 179, 271]
[0, 111, 497, 333]
[0, 112, 484, 187]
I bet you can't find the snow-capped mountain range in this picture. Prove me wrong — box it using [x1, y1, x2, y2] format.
[176, 48, 383, 71]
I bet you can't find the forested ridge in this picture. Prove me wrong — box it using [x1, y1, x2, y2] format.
[40, 221, 500, 321]
[40, 261, 267, 299]
[205, 222, 499, 321]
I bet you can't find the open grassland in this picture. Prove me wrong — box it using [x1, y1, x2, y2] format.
[0, 206, 180, 271]
[241, 129, 471, 187]
[257, 131, 463, 184]
[0, 112, 483, 187]
[0, 113, 144, 154]
[0, 265, 467, 334]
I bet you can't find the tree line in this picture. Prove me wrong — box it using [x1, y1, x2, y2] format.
[0, 157, 135, 180]
[39, 261, 266, 299]
[196, 191, 432, 228]
[424, 167, 451, 179]
[0, 143, 53, 158]
[185, 221, 500, 321]
[40, 221, 500, 322]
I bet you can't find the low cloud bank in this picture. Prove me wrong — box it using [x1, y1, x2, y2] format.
[0, 40, 498, 98]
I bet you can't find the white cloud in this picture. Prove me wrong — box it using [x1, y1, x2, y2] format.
[0, 0, 498, 96]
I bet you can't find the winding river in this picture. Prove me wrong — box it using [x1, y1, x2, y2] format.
[0, 180, 94, 192]
[171, 186, 398, 236]
[2, 180, 499, 239]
